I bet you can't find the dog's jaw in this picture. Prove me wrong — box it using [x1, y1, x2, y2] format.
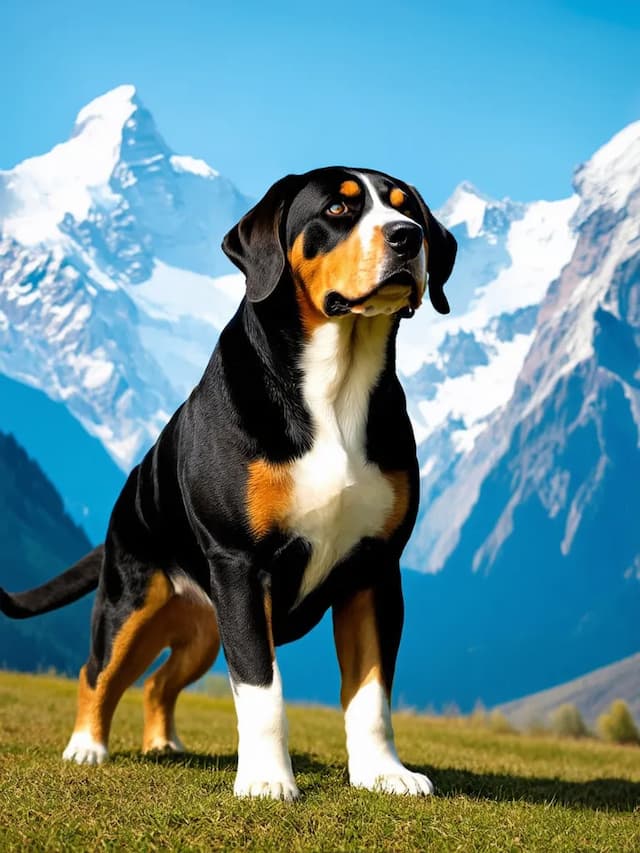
[344, 680, 435, 796]
[231, 661, 299, 801]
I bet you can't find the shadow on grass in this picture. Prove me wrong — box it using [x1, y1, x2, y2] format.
[116, 749, 333, 777]
[112, 749, 639, 811]
[423, 765, 640, 813]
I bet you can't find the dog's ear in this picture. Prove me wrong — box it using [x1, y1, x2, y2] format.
[409, 185, 457, 315]
[222, 174, 301, 302]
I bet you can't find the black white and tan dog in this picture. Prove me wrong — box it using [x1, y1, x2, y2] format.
[0, 167, 456, 800]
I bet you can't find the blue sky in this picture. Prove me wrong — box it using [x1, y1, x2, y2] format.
[2, 0, 639, 207]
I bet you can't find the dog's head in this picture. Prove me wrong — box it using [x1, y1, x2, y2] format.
[222, 167, 456, 330]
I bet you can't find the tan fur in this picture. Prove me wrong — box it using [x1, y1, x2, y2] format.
[263, 588, 275, 660]
[142, 585, 219, 751]
[381, 470, 411, 539]
[340, 179, 361, 197]
[333, 587, 387, 710]
[349, 284, 413, 316]
[389, 187, 406, 208]
[246, 459, 293, 538]
[68, 571, 220, 752]
[289, 225, 388, 318]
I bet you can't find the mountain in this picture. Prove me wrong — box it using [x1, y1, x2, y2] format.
[497, 653, 640, 728]
[0, 84, 246, 479]
[0, 87, 638, 711]
[0, 373, 123, 543]
[0, 431, 93, 673]
[392, 121, 640, 709]
[399, 182, 579, 568]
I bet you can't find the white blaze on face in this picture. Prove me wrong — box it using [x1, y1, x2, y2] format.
[354, 173, 427, 304]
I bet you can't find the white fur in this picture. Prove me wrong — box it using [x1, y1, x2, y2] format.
[345, 680, 434, 796]
[357, 173, 424, 273]
[62, 730, 108, 766]
[231, 660, 299, 801]
[170, 571, 215, 610]
[291, 316, 395, 603]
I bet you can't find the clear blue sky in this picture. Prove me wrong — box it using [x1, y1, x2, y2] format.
[2, 0, 639, 207]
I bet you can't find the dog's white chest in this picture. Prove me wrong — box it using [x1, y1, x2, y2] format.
[288, 318, 394, 604]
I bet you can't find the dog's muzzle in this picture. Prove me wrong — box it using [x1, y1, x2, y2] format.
[324, 270, 418, 319]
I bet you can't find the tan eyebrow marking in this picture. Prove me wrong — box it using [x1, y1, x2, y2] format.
[340, 179, 361, 197]
[389, 187, 406, 208]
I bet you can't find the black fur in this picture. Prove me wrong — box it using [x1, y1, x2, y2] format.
[0, 546, 102, 618]
[1, 167, 455, 695]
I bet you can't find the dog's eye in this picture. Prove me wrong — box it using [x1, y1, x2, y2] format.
[326, 201, 349, 217]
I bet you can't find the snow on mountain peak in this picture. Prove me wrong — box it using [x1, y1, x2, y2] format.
[438, 181, 492, 239]
[73, 84, 138, 135]
[574, 120, 640, 217]
[0, 85, 149, 246]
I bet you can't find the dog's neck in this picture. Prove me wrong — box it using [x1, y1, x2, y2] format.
[243, 279, 400, 386]
[217, 283, 400, 461]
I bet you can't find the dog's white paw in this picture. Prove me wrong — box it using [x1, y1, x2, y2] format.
[234, 775, 300, 801]
[62, 731, 108, 766]
[352, 767, 434, 796]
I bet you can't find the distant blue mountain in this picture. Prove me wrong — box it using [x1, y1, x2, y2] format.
[0, 374, 124, 544]
[0, 430, 94, 674]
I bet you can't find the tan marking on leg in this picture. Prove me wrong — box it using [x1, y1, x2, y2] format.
[143, 589, 220, 752]
[340, 179, 361, 197]
[69, 572, 174, 749]
[333, 588, 386, 710]
[263, 587, 275, 660]
[380, 471, 410, 539]
[246, 459, 293, 538]
[389, 187, 406, 208]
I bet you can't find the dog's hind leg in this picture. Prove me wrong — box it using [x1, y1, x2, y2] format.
[142, 580, 220, 753]
[63, 570, 175, 765]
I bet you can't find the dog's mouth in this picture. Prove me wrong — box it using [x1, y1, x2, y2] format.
[324, 271, 418, 319]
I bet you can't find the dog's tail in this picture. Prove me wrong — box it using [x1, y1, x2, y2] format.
[0, 545, 103, 619]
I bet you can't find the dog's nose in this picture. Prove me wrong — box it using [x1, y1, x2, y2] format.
[382, 221, 423, 258]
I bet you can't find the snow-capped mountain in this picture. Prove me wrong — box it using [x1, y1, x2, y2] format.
[0, 85, 247, 472]
[1, 86, 638, 709]
[0, 85, 578, 483]
[385, 120, 640, 709]
[406, 120, 640, 575]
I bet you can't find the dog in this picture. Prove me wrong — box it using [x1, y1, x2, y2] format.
[0, 167, 456, 800]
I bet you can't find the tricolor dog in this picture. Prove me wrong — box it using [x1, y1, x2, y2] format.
[0, 167, 456, 800]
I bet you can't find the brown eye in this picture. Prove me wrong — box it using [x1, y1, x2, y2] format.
[326, 201, 349, 216]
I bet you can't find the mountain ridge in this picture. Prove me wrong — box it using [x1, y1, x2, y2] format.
[0, 87, 638, 710]
[497, 653, 640, 727]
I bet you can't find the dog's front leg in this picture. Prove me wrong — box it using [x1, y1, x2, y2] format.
[214, 572, 298, 801]
[333, 571, 434, 796]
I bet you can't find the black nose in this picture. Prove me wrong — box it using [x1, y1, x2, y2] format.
[382, 221, 423, 258]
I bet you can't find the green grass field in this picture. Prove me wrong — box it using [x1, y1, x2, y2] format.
[0, 672, 638, 851]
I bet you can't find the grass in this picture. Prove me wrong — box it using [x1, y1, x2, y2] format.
[0, 672, 639, 851]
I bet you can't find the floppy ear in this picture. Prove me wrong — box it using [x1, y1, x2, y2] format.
[222, 174, 301, 302]
[409, 185, 457, 315]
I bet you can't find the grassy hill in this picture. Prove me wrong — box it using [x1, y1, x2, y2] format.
[498, 653, 640, 729]
[0, 672, 638, 851]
